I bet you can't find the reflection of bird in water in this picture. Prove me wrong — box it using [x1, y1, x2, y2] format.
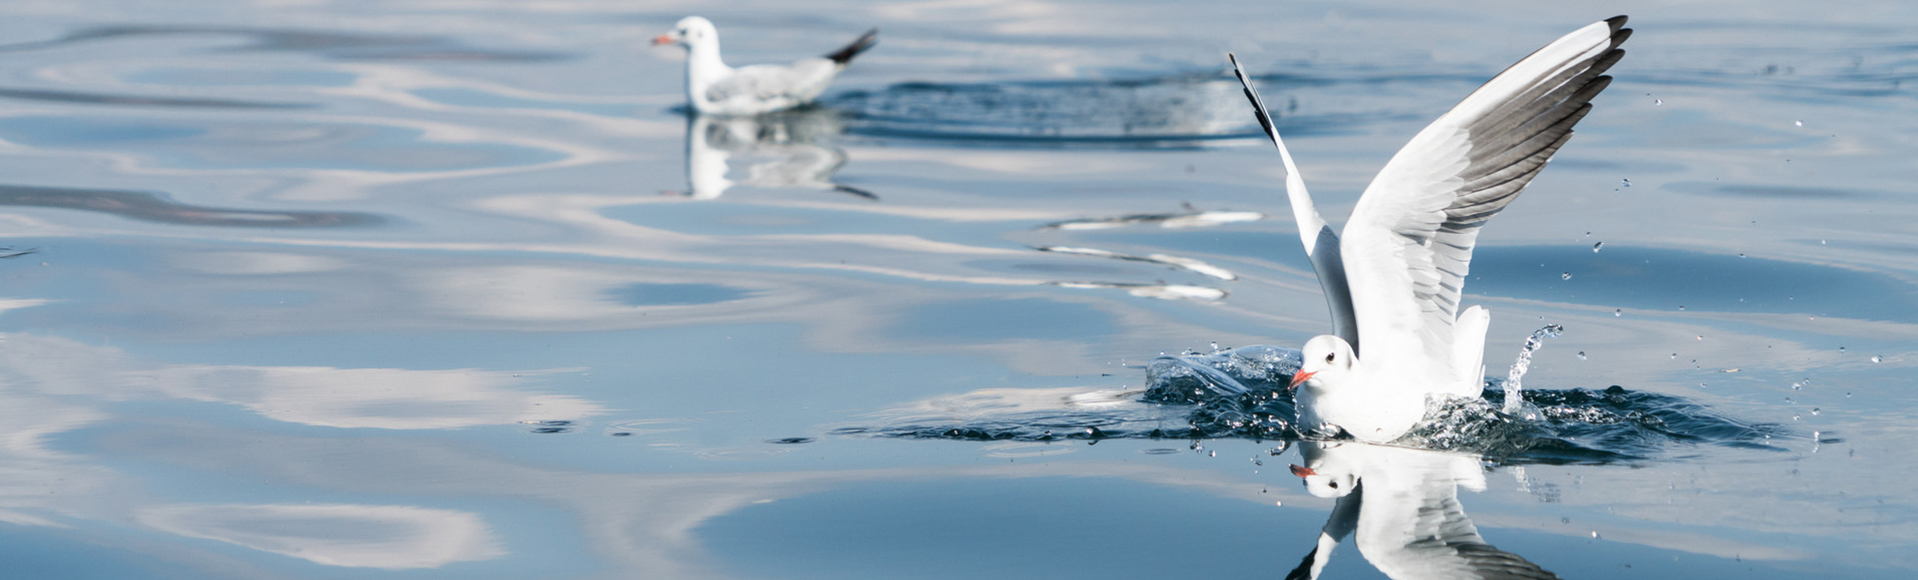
[653, 16, 878, 115]
[1229, 17, 1632, 442]
[678, 109, 875, 200]
[1286, 442, 1558, 580]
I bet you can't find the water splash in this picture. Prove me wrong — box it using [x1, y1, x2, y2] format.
[1504, 325, 1564, 416]
[848, 344, 1789, 464]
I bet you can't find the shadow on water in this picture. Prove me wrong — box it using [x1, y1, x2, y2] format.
[0, 184, 380, 228]
[0, 25, 569, 62]
[844, 344, 1790, 466]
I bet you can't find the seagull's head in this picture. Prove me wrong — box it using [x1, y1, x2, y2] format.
[1289, 462, 1358, 498]
[1290, 334, 1357, 392]
[655, 16, 717, 48]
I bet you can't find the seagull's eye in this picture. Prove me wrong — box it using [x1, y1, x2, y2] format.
[1328, 481, 1339, 489]
[1324, 353, 1335, 363]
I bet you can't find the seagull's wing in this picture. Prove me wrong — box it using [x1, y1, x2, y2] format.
[1229, 54, 1359, 351]
[704, 59, 839, 110]
[1285, 488, 1361, 580]
[1340, 17, 1629, 375]
[1354, 450, 1559, 579]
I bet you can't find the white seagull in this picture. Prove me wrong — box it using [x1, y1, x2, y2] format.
[654, 16, 879, 115]
[1228, 16, 1631, 441]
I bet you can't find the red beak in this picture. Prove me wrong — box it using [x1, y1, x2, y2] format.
[1288, 370, 1317, 390]
[652, 34, 676, 46]
[1289, 464, 1316, 477]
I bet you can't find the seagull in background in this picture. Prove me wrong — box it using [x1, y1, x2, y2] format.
[654, 16, 878, 115]
[1229, 17, 1631, 441]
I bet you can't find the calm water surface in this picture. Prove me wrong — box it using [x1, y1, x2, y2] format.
[1, 0, 1914, 578]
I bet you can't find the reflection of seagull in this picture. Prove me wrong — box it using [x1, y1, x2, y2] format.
[681, 109, 875, 200]
[653, 16, 878, 115]
[1286, 442, 1559, 580]
[1229, 17, 1631, 441]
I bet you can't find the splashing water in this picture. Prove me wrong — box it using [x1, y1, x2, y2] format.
[1505, 324, 1565, 415]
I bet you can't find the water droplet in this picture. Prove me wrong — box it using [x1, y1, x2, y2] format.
[1678, 305, 1685, 311]
[1621, 178, 1632, 188]
[1784, 397, 1795, 404]
[1811, 408, 1821, 415]
[1872, 355, 1882, 363]
[1839, 346, 1847, 352]
[1561, 272, 1572, 280]
[1209, 341, 1220, 352]
[1654, 99, 1662, 105]
[1593, 242, 1603, 252]
[1592, 531, 1602, 539]
[1792, 414, 1801, 421]
[1795, 120, 1803, 127]
[1275, 500, 1283, 507]
[1791, 382, 1803, 391]
[1671, 353, 1678, 359]
[1738, 253, 1746, 258]
[1577, 351, 1587, 360]
[1613, 309, 1622, 317]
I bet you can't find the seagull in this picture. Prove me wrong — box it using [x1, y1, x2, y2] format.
[653, 16, 879, 115]
[1228, 16, 1631, 442]
[1283, 442, 1560, 579]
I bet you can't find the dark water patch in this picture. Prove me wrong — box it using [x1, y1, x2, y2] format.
[767, 437, 815, 445]
[821, 76, 1400, 147]
[851, 346, 1785, 465]
[892, 298, 1115, 343]
[0, 25, 569, 62]
[607, 282, 752, 306]
[0, 88, 312, 109]
[0, 247, 37, 258]
[1667, 181, 1872, 200]
[0, 184, 381, 228]
[1471, 245, 1918, 321]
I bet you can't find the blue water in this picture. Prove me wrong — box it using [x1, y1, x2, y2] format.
[0, 1, 1913, 578]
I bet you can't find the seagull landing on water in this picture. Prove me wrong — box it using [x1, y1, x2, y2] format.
[1228, 16, 1632, 442]
[653, 16, 878, 115]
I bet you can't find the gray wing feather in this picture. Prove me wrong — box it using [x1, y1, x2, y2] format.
[1343, 17, 1629, 366]
[704, 59, 837, 107]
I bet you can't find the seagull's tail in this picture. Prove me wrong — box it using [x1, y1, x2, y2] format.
[825, 28, 879, 65]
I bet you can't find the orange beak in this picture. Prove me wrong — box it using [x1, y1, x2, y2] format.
[1287, 370, 1317, 390]
[652, 34, 676, 46]
[1289, 464, 1316, 477]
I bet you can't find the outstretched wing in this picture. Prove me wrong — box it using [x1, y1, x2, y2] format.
[1340, 16, 1629, 373]
[1228, 54, 1360, 353]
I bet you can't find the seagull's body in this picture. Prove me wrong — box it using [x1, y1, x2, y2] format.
[654, 17, 878, 115]
[1231, 17, 1631, 441]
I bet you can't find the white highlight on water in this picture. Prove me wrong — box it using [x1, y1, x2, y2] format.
[1504, 324, 1564, 415]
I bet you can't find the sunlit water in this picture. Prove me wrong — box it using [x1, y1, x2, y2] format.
[0, 1, 1914, 578]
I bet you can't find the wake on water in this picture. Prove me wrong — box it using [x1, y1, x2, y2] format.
[844, 334, 1790, 466]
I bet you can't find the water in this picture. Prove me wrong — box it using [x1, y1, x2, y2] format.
[0, 1, 1913, 578]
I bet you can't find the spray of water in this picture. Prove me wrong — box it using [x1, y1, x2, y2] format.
[1504, 324, 1565, 415]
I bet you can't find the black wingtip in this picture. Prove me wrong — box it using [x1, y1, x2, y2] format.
[826, 27, 880, 65]
[833, 184, 879, 200]
[1284, 547, 1321, 580]
[1226, 53, 1280, 148]
[1605, 15, 1628, 30]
